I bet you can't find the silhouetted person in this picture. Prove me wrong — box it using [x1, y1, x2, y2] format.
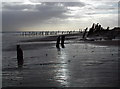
[56, 36, 60, 49]
[17, 45, 23, 68]
[82, 28, 88, 40]
[61, 35, 65, 48]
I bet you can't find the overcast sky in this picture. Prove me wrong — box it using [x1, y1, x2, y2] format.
[2, 0, 119, 31]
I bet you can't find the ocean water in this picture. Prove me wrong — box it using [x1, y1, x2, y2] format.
[2, 32, 119, 87]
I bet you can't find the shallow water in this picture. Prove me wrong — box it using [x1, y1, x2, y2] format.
[2, 32, 119, 87]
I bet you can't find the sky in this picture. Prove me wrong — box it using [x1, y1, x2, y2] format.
[2, 0, 119, 31]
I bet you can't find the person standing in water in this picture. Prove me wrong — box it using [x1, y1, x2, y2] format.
[56, 36, 61, 49]
[17, 45, 23, 68]
[61, 35, 65, 48]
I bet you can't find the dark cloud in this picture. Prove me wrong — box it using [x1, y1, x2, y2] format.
[2, 2, 86, 31]
[2, 1, 117, 31]
[3, 4, 32, 11]
[2, 2, 35, 11]
[2, 2, 86, 11]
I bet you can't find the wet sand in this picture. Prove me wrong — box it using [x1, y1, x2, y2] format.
[84, 40, 120, 47]
[2, 34, 119, 88]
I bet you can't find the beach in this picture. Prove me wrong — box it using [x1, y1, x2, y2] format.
[2, 33, 119, 88]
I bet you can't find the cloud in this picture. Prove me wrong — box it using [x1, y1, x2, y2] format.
[2, 2, 86, 31]
[60, 2, 86, 7]
[2, 1, 118, 31]
[2, 3, 65, 31]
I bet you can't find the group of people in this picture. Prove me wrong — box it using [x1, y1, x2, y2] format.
[56, 35, 65, 49]
[17, 35, 65, 68]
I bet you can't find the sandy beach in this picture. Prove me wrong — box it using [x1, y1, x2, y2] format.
[2, 33, 119, 88]
[2, 0, 120, 88]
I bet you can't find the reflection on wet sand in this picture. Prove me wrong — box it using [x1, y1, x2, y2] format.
[54, 49, 70, 87]
[2, 68, 24, 87]
[2, 35, 119, 87]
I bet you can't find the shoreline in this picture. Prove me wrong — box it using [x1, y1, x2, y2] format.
[20, 33, 81, 42]
[20, 33, 120, 47]
[3, 33, 120, 52]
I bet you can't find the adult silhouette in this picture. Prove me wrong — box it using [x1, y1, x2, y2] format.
[17, 45, 23, 68]
[61, 35, 65, 48]
[56, 36, 61, 49]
